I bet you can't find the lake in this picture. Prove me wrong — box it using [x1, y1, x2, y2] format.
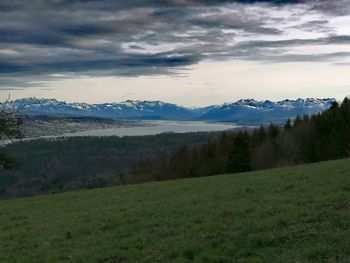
[59, 120, 239, 137]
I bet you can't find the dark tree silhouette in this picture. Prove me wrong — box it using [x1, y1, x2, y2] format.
[0, 102, 23, 169]
[284, 118, 292, 130]
[130, 97, 350, 184]
[226, 132, 251, 173]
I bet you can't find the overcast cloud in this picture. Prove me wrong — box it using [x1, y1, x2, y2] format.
[1, 0, 350, 89]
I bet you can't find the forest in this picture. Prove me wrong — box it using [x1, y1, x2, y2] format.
[131, 98, 350, 181]
[0, 132, 221, 199]
[1, 98, 350, 199]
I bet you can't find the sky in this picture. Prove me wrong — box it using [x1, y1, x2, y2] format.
[1, 0, 350, 106]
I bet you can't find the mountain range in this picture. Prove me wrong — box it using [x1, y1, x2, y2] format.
[9, 97, 336, 125]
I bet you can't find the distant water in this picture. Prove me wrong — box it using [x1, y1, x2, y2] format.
[60, 120, 238, 137]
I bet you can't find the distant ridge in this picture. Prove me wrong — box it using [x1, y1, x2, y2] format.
[9, 97, 336, 125]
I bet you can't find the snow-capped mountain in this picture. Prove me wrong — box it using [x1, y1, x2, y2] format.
[10, 98, 197, 120]
[199, 98, 335, 124]
[9, 97, 336, 124]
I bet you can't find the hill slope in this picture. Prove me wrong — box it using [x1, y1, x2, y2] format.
[1, 159, 349, 262]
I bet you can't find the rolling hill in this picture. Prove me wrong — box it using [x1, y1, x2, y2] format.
[1, 158, 349, 262]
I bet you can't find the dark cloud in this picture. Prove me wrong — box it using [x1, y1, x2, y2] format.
[0, 0, 349, 87]
[236, 35, 350, 50]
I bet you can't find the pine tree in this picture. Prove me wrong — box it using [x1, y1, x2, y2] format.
[284, 118, 292, 130]
[267, 123, 280, 138]
[226, 132, 251, 173]
[293, 115, 302, 127]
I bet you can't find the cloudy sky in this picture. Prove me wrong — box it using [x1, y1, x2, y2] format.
[1, 0, 350, 106]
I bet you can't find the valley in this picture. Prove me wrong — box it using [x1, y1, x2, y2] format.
[1, 1, 349, 262]
[20, 116, 239, 139]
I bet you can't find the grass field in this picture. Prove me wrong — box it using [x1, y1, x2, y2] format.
[1, 159, 350, 262]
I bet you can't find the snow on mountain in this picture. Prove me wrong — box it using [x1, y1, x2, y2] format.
[10, 98, 196, 120]
[200, 98, 335, 124]
[9, 97, 336, 124]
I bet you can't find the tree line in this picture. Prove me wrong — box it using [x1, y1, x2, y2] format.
[1, 97, 350, 199]
[130, 98, 350, 181]
[0, 132, 219, 199]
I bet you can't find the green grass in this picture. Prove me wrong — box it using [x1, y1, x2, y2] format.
[1, 159, 350, 263]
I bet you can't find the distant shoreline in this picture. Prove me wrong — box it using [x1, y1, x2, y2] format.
[17, 120, 239, 141]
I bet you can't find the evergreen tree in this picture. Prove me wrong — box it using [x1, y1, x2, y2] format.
[226, 132, 251, 173]
[267, 123, 280, 138]
[284, 118, 292, 130]
[293, 115, 302, 126]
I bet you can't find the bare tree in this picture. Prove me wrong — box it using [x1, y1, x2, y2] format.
[0, 100, 23, 169]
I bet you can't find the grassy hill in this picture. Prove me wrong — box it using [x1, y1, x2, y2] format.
[1, 159, 349, 262]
